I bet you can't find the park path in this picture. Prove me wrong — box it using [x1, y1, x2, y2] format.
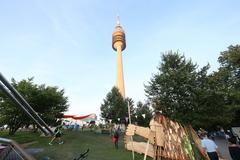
[215, 137, 232, 160]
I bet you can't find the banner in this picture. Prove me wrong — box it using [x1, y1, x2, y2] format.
[63, 114, 97, 122]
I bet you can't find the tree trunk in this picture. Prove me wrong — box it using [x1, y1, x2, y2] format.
[33, 124, 38, 133]
[9, 126, 19, 135]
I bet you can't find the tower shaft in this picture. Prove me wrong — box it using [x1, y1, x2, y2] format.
[116, 45, 125, 97]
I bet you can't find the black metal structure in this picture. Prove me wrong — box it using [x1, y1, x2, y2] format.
[0, 137, 36, 160]
[73, 149, 89, 160]
[0, 72, 54, 136]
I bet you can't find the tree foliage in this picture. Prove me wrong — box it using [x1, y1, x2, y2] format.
[144, 51, 235, 129]
[133, 101, 152, 127]
[145, 52, 199, 124]
[0, 78, 68, 135]
[103, 45, 240, 129]
[217, 45, 240, 126]
[100, 86, 133, 124]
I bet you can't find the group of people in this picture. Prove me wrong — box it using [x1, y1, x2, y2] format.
[48, 123, 122, 150]
[112, 118, 240, 160]
[48, 120, 240, 160]
[200, 130, 240, 160]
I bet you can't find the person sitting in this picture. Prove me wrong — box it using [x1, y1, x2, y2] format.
[228, 137, 240, 160]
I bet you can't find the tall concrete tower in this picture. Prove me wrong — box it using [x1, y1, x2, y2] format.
[112, 17, 126, 98]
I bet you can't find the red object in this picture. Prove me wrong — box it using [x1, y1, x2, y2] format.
[73, 114, 91, 120]
[63, 115, 75, 118]
[112, 137, 117, 143]
[64, 114, 97, 120]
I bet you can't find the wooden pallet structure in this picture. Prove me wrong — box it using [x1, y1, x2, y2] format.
[125, 115, 210, 160]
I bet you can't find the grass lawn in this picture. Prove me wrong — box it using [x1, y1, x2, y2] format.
[0, 130, 151, 160]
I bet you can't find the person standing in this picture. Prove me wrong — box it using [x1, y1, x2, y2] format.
[49, 125, 64, 145]
[113, 127, 120, 149]
[201, 133, 220, 160]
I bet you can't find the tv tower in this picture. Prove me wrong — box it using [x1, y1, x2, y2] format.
[112, 17, 126, 98]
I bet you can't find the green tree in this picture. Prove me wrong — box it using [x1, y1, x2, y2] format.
[145, 51, 199, 124]
[217, 45, 240, 126]
[36, 84, 68, 126]
[134, 101, 152, 127]
[192, 72, 233, 129]
[100, 86, 132, 124]
[0, 78, 68, 135]
[145, 51, 233, 129]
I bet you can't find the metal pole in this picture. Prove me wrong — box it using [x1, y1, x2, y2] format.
[144, 140, 150, 160]
[127, 101, 135, 160]
[128, 101, 132, 124]
[0, 82, 49, 136]
[0, 73, 53, 135]
[0, 137, 36, 160]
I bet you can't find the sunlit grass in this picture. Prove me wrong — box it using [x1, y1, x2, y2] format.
[0, 130, 151, 160]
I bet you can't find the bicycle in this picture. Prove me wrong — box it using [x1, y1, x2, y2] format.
[73, 148, 89, 160]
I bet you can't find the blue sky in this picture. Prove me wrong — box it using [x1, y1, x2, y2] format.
[0, 0, 239, 116]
